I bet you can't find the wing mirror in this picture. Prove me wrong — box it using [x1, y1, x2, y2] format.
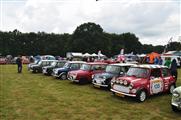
[120, 72, 124, 75]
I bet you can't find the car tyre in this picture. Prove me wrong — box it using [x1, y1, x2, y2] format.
[136, 90, 147, 102]
[61, 74, 67, 80]
[108, 83, 111, 90]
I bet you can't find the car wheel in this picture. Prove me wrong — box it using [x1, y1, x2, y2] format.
[169, 84, 176, 94]
[136, 90, 147, 102]
[172, 105, 179, 112]
[61, 74, 67, 80]
[108, 83, 111, 90]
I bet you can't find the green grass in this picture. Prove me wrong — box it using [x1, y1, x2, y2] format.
[0, 65, 181, 120]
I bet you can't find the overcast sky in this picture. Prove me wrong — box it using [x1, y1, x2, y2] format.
[0, 0, 180, 45]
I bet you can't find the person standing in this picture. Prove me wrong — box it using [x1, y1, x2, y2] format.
[164, 57, 171, 68]
[158, 57, 163, 65]
[170, 59, 178, 82]
[154, 57, 159, 64]
[16, 55, 22, 73]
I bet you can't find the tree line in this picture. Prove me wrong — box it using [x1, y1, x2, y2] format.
[0, 22, 180, 57]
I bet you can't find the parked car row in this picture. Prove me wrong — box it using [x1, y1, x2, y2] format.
[28, 60, 180, 112]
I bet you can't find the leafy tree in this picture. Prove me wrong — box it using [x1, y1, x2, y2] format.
[0, 22, 178, 57]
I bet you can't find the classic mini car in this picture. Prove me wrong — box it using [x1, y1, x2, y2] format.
[68, 62, 107, 84]
[29, 60, 56, 73]
[52, 61, 85, 80]
[42, 60, 66, 75]
[28, 60, 41, 71]
[111, 64, 176, 102]
[92, 63, 134, 89]
[171, 86, 181, 112]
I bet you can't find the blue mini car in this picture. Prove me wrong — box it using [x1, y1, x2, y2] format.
[92, 63, 134, 89]
[52, 61, 86, 80]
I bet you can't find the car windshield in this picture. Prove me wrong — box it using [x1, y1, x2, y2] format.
[106, 65, 121, 74]
[57, 62, 65, 67]
[127, 67, 149, 78]
[51, 61, 57, 66]
[38, 61, 42, 65]
[80, 64, 91, 70]
[63, 63, 70, 68]
[35, 60, 40, 64]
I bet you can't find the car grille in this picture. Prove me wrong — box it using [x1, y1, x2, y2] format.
[113, 84, 130, 93]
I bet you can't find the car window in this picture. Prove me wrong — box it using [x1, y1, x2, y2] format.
[127, 67, 149, 78]
[49, 61, 53, 65]
[100, 65, 107, 70]
[106, 65, 120, 74]
[91, 65, 104, 71]
[42, 61, 46, 66]
[120, 67, 126, 73]
[150, 69, 161, 78]
[162, 68, 170, 77]
[71, 63, 79, 69]
[124, 66, 130, 72]
[57, 62, 65, 67]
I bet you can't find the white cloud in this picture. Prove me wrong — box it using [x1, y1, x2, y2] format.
[1, 0, 180, 45]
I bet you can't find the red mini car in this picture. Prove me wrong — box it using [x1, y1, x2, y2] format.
[111, 64, 176, 102]
[68, 62, 107, 84]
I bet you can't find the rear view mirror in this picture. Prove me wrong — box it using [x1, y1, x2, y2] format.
[120, 72, 124, 75]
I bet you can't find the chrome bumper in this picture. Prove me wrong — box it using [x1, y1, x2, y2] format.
[42, 70, 47, 74]
[92, 82, 108, 87]
[111, 89, 136, 97]
[52, 73, 59, 77]
[171, 102, 181, 109]
[68, 77, 79, 82]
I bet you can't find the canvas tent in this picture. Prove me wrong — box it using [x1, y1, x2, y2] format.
[83, 53, 91, 57]
[146, 52, 160, 64]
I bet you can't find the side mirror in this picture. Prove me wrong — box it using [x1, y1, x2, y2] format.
[120, 72, 124, 75]
[150, 76, 155, 80]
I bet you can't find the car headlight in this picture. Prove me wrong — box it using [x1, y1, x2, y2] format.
[111, 77, 116, 83]
[92, 75, 95, 79]
[173, 91, 180, 98]
[120, 80, 123, 84]
[123, 80, 128, 86]
[129, 83, 134, 89]
[116, 80, 120, 84]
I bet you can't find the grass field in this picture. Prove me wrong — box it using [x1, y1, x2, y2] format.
[0, 65, 181, 120]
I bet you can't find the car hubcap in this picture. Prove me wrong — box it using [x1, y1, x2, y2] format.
[62, 75, 66, 80]
[140, 91, 146, 102]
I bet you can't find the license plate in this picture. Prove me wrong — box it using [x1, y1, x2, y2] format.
[115, 92, 125, 97]
[94, 84, 100, 88]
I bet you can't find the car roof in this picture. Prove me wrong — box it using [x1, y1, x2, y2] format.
[57, 60, 66, 62]
[109, 63, 135, 67]
[85, 62, 108, 65]
[41, 60, 57, 62]
[67, 61, 86, 64]
[132, 64, 168, 69]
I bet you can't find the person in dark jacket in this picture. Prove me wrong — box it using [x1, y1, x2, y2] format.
[170, 59, 178, 81]
[16, 55, 22, 73]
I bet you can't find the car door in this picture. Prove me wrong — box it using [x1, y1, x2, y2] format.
[161, 68, 172, 92]
[149, 68, 164, 95]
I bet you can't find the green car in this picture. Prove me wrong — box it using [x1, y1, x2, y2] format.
[171, 86, 181, 112]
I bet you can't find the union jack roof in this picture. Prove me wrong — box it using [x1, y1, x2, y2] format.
[132, 64, 168, 69]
